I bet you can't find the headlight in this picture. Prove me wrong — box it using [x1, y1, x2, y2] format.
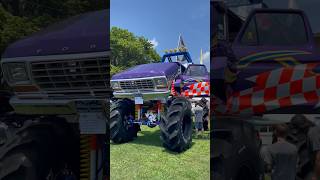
[111, 81, 121, 90]
[4, 63, 29, 84]
[154, 77, 167, 89]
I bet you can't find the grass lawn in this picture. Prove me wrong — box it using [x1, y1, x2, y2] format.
[110, 126, 210, 180]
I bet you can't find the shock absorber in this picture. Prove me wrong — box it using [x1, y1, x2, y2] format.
[80, 135, 91, 180]
[157, 101, 161, 121]
[135, 104, 141, 121]
[171, 81, 176, 96]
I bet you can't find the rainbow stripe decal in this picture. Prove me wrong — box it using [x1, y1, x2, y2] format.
[238, 50, 311, 68]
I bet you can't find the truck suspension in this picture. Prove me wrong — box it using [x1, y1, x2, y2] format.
[80, 135, 105, 180]
[130, 101, 164, 127]
[80, 135, 91, 180]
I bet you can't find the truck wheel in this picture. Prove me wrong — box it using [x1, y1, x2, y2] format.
[0, 118, 75, 180]
[160, 97, 192, 152]
[2, 146, 40, 180]
[110, 99, 138, 143]
[211, 119, 263, 180]
[211, 138, 262, 180]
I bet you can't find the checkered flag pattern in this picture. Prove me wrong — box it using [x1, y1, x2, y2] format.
[213, 63, 320, 115]
[181, 82, 210, 97]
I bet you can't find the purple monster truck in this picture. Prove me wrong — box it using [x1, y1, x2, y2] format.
[174, 64, 210, 130]
[110, 48, 209, 152]
[211, 1, 320, 180]
[0, 10, 109, 179]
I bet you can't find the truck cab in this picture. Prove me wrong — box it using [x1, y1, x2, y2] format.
[212, 7, 320, 115]
[211, 1, 320, 179]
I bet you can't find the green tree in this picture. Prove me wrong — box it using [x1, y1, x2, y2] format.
[0, 0, 107, 54]
[110, 27, 161, 75]
[0, 6, 39, 55]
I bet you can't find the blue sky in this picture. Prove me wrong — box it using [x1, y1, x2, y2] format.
[111, 0, 210, 69]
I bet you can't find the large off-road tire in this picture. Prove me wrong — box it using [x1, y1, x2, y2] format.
[0, 117, 78, 180]
[160, 97, 192, 152]
[110, 99, 138, 143]
[2, 146, 48, 180]
[211, 119, 264, 180]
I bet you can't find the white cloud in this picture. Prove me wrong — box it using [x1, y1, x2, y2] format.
[202, 51, 210, 62]
[197, 51, 210, 71]
[197, 51, 210, 63]
[149, 38, 159, 48]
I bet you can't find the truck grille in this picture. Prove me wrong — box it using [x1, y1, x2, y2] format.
[31, 57, 110, 98]
[119, 79, 154, 90]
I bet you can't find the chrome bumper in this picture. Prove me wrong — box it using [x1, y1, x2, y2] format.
[113, 90, 170, 101]
[9, 96, 106, 115]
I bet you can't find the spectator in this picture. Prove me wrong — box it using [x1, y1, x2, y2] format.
[199, 97, 209, 131]
[193, 102, 203, 134]
[308, 124, 320, 180]
[261, 124, 298, 180]
[290, 114, 320, 180]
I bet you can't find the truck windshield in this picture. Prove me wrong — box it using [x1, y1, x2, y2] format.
[241, 13, 308, 46]
[185, 66, 207, 76]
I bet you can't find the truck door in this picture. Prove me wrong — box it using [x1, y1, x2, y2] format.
[229, 9, 320, 114]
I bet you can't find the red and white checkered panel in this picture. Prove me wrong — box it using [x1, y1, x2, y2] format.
[213, 63, 320, 115]
[171, 81, 176, 96]
[182, 82, 210, 97]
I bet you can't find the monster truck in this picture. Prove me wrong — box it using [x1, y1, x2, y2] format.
[211, 1, 320, 179]
[0, 10, 109, 180]
[110, 45, 210, 152]
[175, 64, 210, 130]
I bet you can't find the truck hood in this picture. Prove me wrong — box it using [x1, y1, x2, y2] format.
[2, 10, 109, 59]
[180, 75, 209, 82]
[112, 63, 179, 80]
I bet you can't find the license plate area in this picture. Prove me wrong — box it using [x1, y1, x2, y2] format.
[75, 100, 106, 134]
[134, 94, 143, 104]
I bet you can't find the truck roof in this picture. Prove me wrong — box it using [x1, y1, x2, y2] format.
[2, 9, 109, 59]
[188, 64, 206, 67]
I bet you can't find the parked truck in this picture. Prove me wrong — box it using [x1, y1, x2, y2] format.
[0, 10, 109, 180]
[211, 0, 319, 179]
[110, 43, 210, 152]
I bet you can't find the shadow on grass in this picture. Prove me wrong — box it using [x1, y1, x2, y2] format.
[110, 128, 206, 152]
[131, 129, 198, 152]
[129, 129, 163, 147]
[109, 129, 162, 147]
[162, 142, 196, 155]
[192, 131, 210, 140]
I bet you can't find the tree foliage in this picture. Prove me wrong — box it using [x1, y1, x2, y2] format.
[0, 0, 107, 55]
[0, 6, 39, 55]
[110, 27, 161, 75]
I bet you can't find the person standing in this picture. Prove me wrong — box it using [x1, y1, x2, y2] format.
[261, 124, 298, 180]
[198, 97, 209, 131]
[308, 125, 320, 180]
[290, 114, 320, 180]
[193, 102, 204, 134]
